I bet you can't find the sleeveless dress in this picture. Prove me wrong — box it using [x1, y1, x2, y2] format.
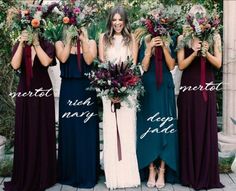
[102, 37, 141, 189]
[136, 41, 179, 183]
[58, 54, 99, 188]
[4, 41, 57, 191]
[177, 48, 223, 190]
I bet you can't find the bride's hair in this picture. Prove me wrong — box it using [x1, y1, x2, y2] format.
[103, 6, 132, 46]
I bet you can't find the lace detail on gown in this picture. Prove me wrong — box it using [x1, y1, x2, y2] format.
[102, 36, 141, 189]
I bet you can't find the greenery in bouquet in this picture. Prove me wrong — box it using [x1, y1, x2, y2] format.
[44, 0, 98, 43]
[87, 57, 144, 109]
[42, 2, 64, 43]
[9, 2, 50, 44]
[177, 5, 222, 55]
[133, 3, 182, 46]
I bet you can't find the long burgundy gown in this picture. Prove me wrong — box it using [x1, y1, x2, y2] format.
[177, 48, 223, 190]
[4, 40, 57, 191]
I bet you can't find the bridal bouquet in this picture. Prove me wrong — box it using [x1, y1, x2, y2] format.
[87, 58, 144, 109]
[87, 57, 144, 161]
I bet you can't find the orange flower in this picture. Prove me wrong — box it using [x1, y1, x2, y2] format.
[200, 24, 204, 30]
[31, 18, 40, 28]
[161, 18, 166, 23]
[63, 17, 70, 24]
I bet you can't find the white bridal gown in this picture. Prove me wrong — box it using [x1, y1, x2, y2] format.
[102, 36, 141, 189]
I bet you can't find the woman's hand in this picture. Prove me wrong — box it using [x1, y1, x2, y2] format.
[78, 28, 88, 43]
[147, 36, 164, 49]
[111, 97, 121, 103]
[32, 32, 40, 47]
[201, 41, 209, 57]
[65, 30, 73, 44]
[191, 39, 202, 56]
[19, 30, 29, 46]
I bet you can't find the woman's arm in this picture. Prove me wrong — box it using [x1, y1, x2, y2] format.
[161, 40, 175, 71]
[177, 35, 200, 70]
[32, 33, 53, 67]
[55, 32, 72, 63]
[204, 34, 222, 69]
[79, 28, 97, 65]
[11, 43, 24, 70]
[98, 33, 105, 62]
[81, 40, 97, 65]
[11, 31, 28, 70]
[141, 36, 152, 72]
[131, 33, 138, 64]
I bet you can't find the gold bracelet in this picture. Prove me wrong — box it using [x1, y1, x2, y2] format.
[145, 51, 152, 57]
[33, 42, 40, 47]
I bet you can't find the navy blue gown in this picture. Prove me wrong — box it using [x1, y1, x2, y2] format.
[58, 54, 99, 188]
[137, 41, 179, 183]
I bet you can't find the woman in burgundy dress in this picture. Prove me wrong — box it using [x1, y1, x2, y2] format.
[4, 30, 57, 191]
[177, 5, 223, 190]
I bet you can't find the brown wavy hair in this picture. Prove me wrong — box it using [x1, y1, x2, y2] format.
[103, 6, 132, 46]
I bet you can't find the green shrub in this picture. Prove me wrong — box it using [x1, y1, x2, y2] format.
[0, 156, 13, 177]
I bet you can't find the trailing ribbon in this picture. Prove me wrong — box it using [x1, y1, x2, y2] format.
[155, 46, 163, 87]
[200, 56, 207, 102]
[24, 44, 33, 90]
[77, 37, 82, 72]
[111, 102, 122, 161]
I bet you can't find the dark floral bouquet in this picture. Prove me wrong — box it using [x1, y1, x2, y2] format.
[87, 57, 144, 109]
[87, 57, 144, 161]
[135, 4, 182, 45]
[9, 2, 51, 45]
[134, 4, 181, 87]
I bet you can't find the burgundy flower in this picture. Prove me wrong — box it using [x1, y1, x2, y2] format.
[69, 17, 76, 25]
[124, 76, 139, 87]
[37, 5, 42, 11]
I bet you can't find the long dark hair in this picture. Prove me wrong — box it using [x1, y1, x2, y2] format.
[104, 6, 132, 46]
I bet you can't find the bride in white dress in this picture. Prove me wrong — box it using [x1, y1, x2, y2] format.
[98, 6, 141, 190]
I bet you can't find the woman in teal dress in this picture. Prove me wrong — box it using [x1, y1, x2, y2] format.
[136, 35, 179, 188]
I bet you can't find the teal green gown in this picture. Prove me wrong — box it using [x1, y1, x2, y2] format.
[136, 41, 179, 183]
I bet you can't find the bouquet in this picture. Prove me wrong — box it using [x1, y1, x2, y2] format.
[44, 0, 97, 43]
[87, 57, 144, 109]
[182, 10, 222, 56]
[10, 2, 49, 45]
[135, 4, 181, 87]
[87, 57, 144, 161]
[9, 2, 52, 90]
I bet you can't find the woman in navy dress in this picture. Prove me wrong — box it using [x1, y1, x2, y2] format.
[177, 5, 223, 190]
[136, 35, 179, 189]
[55, 28, 99, 188]
[4, 31, 57, 191]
